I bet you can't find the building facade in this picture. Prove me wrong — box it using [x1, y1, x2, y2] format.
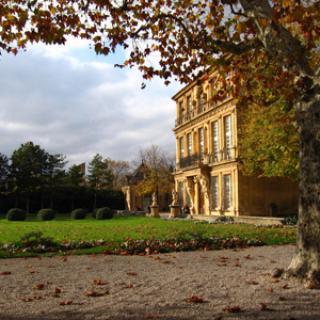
[173, 74, 298, 217]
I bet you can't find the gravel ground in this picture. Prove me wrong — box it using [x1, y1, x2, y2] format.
[0, 245, 319, 320]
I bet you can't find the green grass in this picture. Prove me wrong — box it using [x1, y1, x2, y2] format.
[0, 215, 296, 247]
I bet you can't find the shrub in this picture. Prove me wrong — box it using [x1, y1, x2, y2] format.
[19, 231, 58, 249]
[6, 208, 27, 221]
[215, 215, 235, 223]
[96, 207, 114, 220]
[71, 208, 87, 220]
[37, 208, 56, 221]
[282, 215, 298, 226]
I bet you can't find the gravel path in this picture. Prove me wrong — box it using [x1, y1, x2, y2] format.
[0, 245, 319, 320]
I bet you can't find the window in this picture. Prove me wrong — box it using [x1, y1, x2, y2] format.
[187, 133, 192, 156]
[199, 93, 206, 113]
[179, 137, 185, 159]
[212, 120, 219, 161]
[223, 174, 232, 210]
[179, 101, 184, 118]
[187, 96, 193, 114]
[224, 115, 233, 159]
[211, 176, 219, 210]
[198, 128, 205, 156]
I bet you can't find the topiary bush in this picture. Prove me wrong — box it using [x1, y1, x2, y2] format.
[95, 207, 114, 220]
[215, 215, 235, 223]
[71, 208, 87, 220]
[6, 208, 27, 221]
[37, 208, 56, 221]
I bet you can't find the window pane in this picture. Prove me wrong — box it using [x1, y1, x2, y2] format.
[187, 96, 192, 114]
[224, 115, 232, 159]
[212, 121, 219, 161]
[210, 176, 219, 210]
[179, 137, 184, 158]
[223, 174, 232, 210]
[199, 128, 204, 156]
[187, 133, 192, 156]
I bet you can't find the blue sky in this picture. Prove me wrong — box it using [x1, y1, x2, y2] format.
[0, 39, 181, 166]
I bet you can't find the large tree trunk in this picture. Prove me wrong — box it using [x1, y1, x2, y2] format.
[287, 94, 320, 288]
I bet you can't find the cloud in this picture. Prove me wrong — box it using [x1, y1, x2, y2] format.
[0, 42, 181, 167]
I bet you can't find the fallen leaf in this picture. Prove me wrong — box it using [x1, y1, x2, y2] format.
[271, 268, 284, 278]
[282, 284, 290, 289]
[84, 289, 108, 297]
[246, 280, 259, 285]
[185, 295, 207, 304]
[93, 279, 108, 286]
[33, 283, 45, 290]
[279, 296, 286, 301]
[0, 271, 12, 276]
[60, 300, 73, 306]
[259, 303, 272, 311]
[127, 272, 137, 276]
[244, 255, 252, 260]
[223, 305, 242, 313]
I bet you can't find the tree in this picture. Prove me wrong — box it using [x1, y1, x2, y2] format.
[134, 145, 174, 200]
[0, 153, 9, 193]
[104, 158, 130, 190]
[88, 154, 114, 208]
[1, 0, 320, 286]
[239, 100, 299, 180]
[66, 164, 85, 210]
[11, 142, 49, 212]
[43, 153, 66, 208]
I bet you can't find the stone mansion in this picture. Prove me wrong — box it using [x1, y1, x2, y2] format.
[173, 73, 298, 217]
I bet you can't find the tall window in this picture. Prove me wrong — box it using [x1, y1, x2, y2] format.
[199, 128, 205, 156]
[211, 176, 219, 210]
[179, 137, 185, 159]
[223, 174, 232, 210]
[187, 133, 192, 156]
[179, 101, 184, 117]
[224, 115, 233, 159]
[187, 96, 192, 114]
[212, 120, 219, 161]
[199, 93, 206, 113]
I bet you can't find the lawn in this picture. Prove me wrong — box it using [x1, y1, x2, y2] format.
[0, 215, 296, 246]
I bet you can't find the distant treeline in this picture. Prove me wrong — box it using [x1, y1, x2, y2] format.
[0, 188, 125, 214]
[0, 141, 128, 213]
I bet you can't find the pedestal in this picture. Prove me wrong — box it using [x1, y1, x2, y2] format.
[169, 205, 181, 218]
[150, 205, 160, 218]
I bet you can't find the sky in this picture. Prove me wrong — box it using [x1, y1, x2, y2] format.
[0, 38, 181, 166]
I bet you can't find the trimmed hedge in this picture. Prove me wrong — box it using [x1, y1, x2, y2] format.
[71, 208, 87, 220]
[96, 207, 114, 220]
[37, 208, 56, 221]
[6, 208, 27, 221]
